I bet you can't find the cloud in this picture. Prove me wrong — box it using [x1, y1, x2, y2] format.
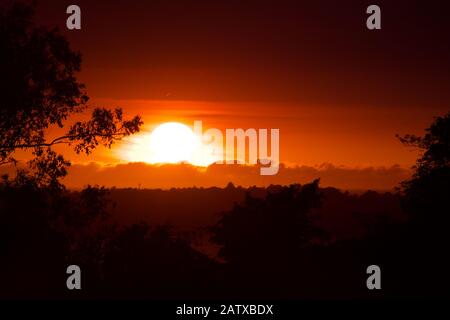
[55, 162, 411, 191]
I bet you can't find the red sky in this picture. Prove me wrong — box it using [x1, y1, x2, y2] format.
[13, 0, 449, 190]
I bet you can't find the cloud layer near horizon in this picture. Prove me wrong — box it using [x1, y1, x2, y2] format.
[0, 162, 411, 190]
[51, 162, 410, 191]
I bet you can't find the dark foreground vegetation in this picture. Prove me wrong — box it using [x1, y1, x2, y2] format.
[1, 114, 449, 299]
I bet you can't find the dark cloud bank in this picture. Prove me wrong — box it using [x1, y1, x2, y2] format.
[60, 162, 410, 191]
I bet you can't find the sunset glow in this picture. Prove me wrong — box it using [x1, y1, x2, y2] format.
[118, 122, 221, 166]
[119, 122, 196, 164]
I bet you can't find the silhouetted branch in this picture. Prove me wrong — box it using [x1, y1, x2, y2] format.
[0, 132, 129, 151]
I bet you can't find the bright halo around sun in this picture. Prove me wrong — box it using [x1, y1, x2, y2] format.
[119, 122, 219, 166]
[148, 122, 199, 164]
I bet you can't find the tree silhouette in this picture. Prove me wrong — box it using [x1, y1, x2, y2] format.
[0, 2, 142, 187]
[391, 113, 450, 297]
[99, 223, 218, 299]
[397, 112, 450, 176]
[397, 112, 450, 227]
[211, 180, 323, 266]
[1, 177, 119, 298]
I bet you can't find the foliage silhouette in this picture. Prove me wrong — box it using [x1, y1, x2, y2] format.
[0, 179, 107, 298]
[211, 180, 323, 266]
[398, 112, 450, 228]
[0, 2, 142, 187]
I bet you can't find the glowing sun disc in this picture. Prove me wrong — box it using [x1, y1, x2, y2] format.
[118, 121, 222, 166]
[148, 122, 200, 164]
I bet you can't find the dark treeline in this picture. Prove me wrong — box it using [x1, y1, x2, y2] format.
[105, 185, 403, 232]
[0, 158, 448, 299]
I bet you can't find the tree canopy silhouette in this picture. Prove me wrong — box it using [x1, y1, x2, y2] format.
[397, 112, 450, 176]
[398, 112, 450, 229]
[0, 2, 142, 187]
[211, 180, 323, 267]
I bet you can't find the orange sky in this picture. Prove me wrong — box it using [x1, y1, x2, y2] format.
[14, 0, 449, 190]
[8, 97, 438, 191]
[49, 98, 444, 168]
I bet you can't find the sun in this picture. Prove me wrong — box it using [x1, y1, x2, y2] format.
[119, 122, 217, 166]
[148, 122, 200, 164]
